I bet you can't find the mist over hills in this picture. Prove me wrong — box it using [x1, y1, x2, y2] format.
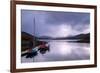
[22, 32, 90, 43]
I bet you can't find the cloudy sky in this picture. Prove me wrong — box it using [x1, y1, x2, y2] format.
[21, 10, 90, 38]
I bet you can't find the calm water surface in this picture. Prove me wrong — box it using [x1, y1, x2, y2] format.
[21, 40, 90, 63]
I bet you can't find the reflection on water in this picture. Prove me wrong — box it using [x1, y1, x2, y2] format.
[21, 40, 90, 63]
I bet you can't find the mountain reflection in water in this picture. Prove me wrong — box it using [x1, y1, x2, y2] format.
[21, 40, 90, 63]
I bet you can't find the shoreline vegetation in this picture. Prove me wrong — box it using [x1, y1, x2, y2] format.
[21, 32, 47, 52]
[21, 32, 90, 52]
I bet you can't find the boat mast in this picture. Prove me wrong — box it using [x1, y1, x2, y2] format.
[33, 16, 36, 62]
[33, 16, 35, 48]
